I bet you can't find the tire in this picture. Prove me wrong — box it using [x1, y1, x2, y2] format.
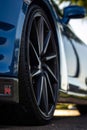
[77, 105, 87, 115]
[19, 4, 59, 124]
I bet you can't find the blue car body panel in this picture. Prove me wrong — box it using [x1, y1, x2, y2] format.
[0, 0, 24, 76]
[0, 0, 59, 77]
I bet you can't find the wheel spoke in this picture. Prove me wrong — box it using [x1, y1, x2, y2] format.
[43, 64, 58, 83]
[44, 54, 57, 61]
[45, 72, 55, 103]
[43, 31, 51, 54]
[33, 19, 40, 55]
[30, 41, 40, 64]
[31, 69, 41, 78]
[38, 17, 44, 54]
[37, 76, 44, 106]
[42, 76, 49, 115]
[34, 17, 44, 55]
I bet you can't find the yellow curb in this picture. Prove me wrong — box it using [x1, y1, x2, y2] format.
[54, 110, 80, 116]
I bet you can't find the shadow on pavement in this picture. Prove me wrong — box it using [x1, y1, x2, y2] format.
[0, 105, 87, 130]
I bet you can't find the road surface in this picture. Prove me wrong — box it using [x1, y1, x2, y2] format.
[0, 108, 87, 130]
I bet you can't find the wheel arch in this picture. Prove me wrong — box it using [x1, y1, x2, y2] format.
[20, 0, 68, 92]
[30, 1, 68, 92]
[19, 0, 61, 80]
[24, 0, 59, 45]
[30, 0, 57, 32]
[29, 1, 68, 92]
[29, 0, 61, 88]
[19, 0, 59, 55]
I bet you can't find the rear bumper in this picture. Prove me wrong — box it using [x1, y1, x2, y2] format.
[0, 77, 19, 103]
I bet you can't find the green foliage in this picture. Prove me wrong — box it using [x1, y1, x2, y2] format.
[56, 103, 76, 110]
[59, 0, 87, 8]
[56, 103, 69, 109]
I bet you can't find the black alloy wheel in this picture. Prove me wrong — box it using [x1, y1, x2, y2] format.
[19, 4, 59, 124]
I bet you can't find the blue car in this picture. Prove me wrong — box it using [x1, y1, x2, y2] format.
[0, 0, 86, 124]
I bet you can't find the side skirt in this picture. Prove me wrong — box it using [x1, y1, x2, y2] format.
[58, 89, 87, 105]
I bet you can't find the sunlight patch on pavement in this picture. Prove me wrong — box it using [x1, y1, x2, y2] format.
[54, 110, 80, 116]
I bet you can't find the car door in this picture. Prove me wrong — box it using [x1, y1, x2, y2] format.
[62, 24, 87, 95]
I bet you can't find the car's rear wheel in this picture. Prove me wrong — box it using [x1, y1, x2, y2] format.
[19, 4, 59, 124]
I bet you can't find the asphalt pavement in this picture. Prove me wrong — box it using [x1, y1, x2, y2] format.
[0, 109, 87, 130]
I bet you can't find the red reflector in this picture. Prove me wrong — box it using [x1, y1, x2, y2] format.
[4, 85, 11, 95]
